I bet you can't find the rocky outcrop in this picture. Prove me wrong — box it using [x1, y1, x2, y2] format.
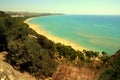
[0, 60, 36, 80]
[0, 52, 36, 80]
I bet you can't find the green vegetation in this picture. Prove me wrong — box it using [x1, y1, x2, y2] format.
[0, 11, 57, 78]
[56, 43, 78, 61]
[0, 11, 119, 79]
[99, 50, 120, 80]
[55, 43, 106, 63]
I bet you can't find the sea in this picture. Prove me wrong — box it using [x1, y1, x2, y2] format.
[28, 15, 120, 55]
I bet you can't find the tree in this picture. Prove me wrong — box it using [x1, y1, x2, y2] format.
[77, 51, 84, 61]
[55, 43, 77, 60]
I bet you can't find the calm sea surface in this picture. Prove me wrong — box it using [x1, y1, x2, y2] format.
[28, 15, 120, 55]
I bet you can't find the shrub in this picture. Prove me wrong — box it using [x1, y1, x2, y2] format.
[0, 13, 58, 77]
[99, 50, 120, 80]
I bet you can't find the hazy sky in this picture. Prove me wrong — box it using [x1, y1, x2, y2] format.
[0, 0, 120, 15]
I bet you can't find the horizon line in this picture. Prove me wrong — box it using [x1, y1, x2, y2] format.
[1, 10, 120, 16]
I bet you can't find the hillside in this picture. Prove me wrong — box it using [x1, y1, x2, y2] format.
[0, 11, 58, 79]
[99, 50, 120, 80]
[0, 52, 36, 80]
[0, 11, 120, 80]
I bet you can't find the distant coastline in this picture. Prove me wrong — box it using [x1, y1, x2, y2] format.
[24, 17, 87, 51]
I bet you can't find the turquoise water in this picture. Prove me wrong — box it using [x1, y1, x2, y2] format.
[28, 15, 120, 55]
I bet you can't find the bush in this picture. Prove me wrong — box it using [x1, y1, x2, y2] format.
[7, 38, 57, 77]
[76, 51, 84, 61]
[55, 43, 77, 60]
[0, 12, 58, 77]
[99, 50, 120, 80]
[83, 50, 99, 58]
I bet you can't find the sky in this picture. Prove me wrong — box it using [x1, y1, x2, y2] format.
[0, 0, 120, 15]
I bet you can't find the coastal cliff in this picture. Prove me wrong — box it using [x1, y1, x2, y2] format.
[0, 11, 120, 80]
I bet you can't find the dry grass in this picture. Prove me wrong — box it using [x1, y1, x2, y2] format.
[52, 64, 99, 80]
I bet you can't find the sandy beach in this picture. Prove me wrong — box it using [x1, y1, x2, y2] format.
[24, 18, 87, 51]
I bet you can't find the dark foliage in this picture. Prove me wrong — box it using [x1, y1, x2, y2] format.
[0, 12, 8, 51]
[83, 50, 99, 58]
[1, 11, 118, 79]
[37, 35, 57, 59]
[55, 43, 77, 60]
[99, 50, 120, 80]
[0, 11, 57, 77]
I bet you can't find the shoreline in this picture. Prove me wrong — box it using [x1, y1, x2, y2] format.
[24, 17, 87, 51]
